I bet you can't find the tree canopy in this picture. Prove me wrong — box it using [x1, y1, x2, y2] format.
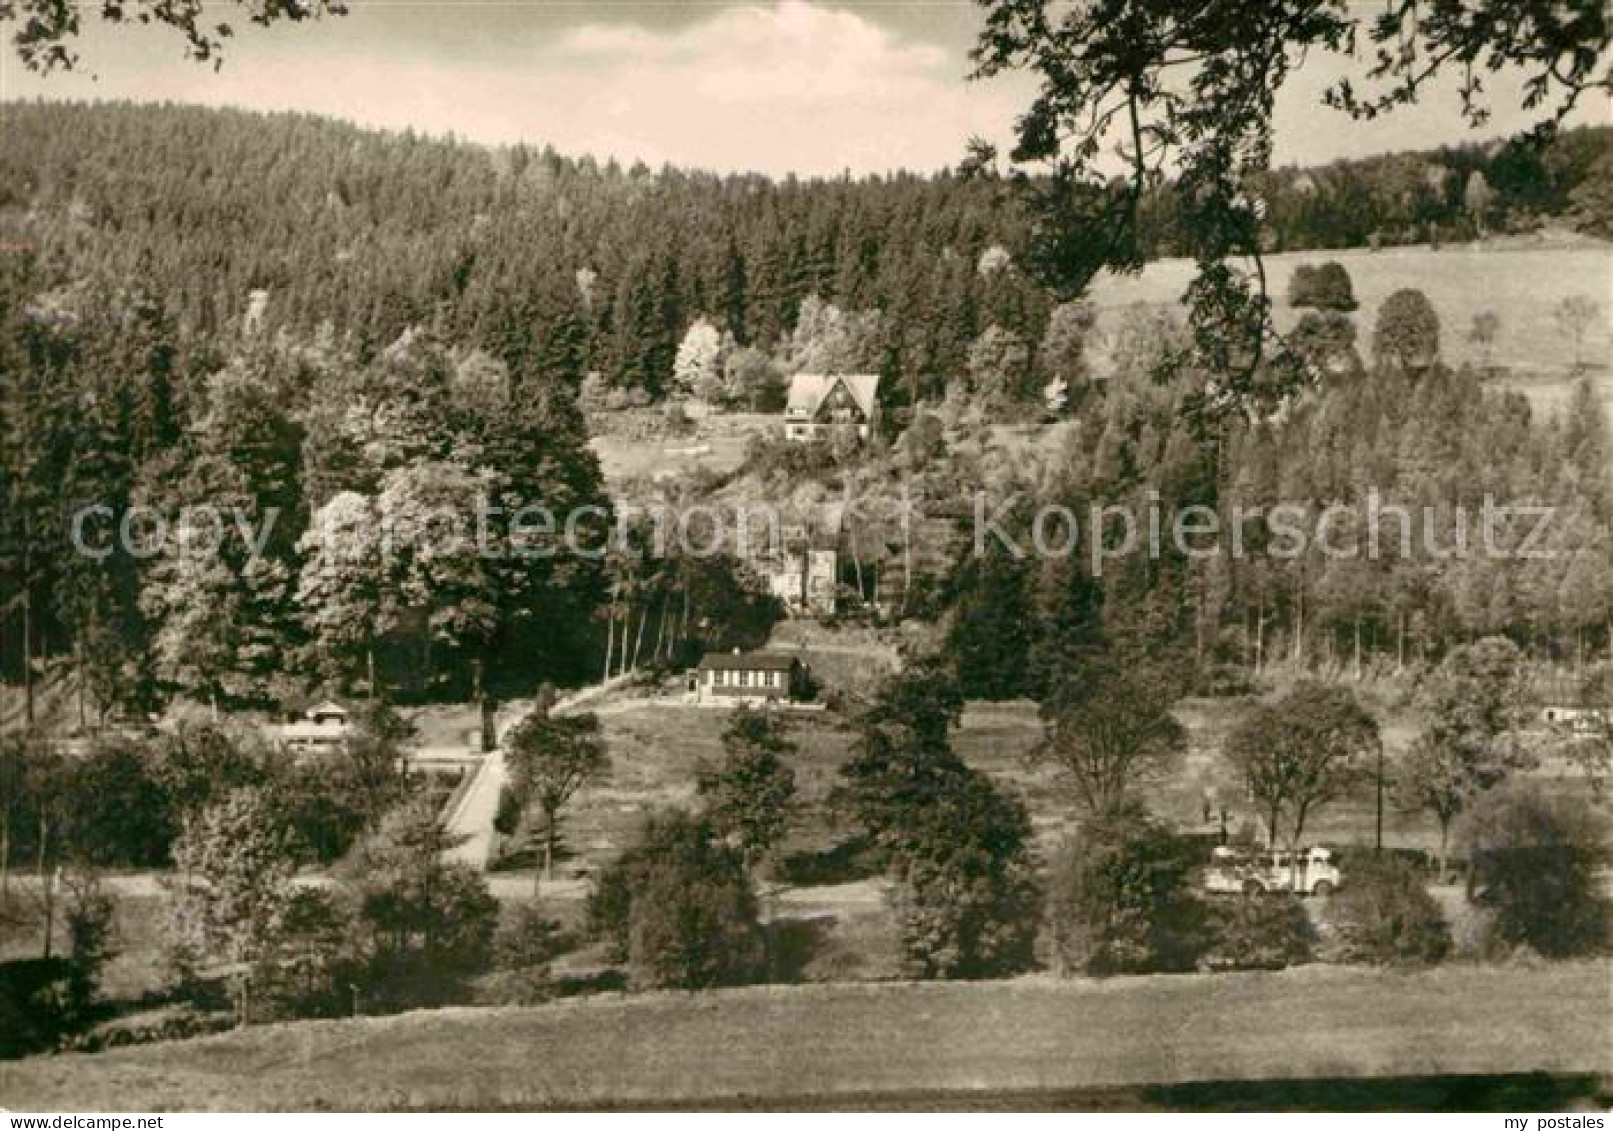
[970, 0, 1611, 408]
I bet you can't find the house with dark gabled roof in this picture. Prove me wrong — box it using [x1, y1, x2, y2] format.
[693, 649, 805, 706]
[783, 373, 880, 442]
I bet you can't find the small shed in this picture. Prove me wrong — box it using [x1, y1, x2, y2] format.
[306, 699, 352, 726]
[280, 698, 354, 753]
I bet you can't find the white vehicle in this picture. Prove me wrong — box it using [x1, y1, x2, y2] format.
[1202, 845, 1341, 897]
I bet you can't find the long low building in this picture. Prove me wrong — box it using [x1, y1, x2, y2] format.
[692, 650, 805, 706]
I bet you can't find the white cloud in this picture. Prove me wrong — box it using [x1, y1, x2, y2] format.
[22, 0, 1591, 177]
[0, 1, 1019, 176]
[519, 1, 1013, 174]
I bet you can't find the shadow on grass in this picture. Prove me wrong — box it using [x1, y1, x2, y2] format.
[496, 1072, 1608, 1112]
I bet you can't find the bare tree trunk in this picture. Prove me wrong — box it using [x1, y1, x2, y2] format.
[678, 588, 691, 656]
[480, 692, 497, 754]
[1255, 603, 1266, 672]
[630, 596, 650, 671]
[848, 530, 865, 609]
[618, 603, 634, 679]
[602, 585, 617, 682]
[1291, 580, 1305, 664]
[1194, 589, 1206, 667]
[75, 641, 87, 731]
[1353, 615, 1363, 679]
[652, 593, 670, 665]
[37, 817, 52, 959]
[544, 810, 558, 885]
[21, 566, 33, 727]
[1397, 610, 1406, 671]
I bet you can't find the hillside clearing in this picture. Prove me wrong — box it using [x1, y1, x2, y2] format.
[1089, 242, 1613, 428]
[1, 962, 1605, 1110]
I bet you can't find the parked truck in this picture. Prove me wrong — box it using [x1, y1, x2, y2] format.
[1202, 844, 1341, 896]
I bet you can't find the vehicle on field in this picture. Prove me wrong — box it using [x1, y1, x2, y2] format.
[1202, 844, 1341, 896]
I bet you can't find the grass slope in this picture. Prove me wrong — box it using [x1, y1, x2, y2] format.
[2, 963, 1606, 1110]
[1089, 241, 1613, 426]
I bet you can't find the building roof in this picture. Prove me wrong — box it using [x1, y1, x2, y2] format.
[305, 698, 352, 719]
[784, 374, 880, 421]
[697, 650, 801, 673]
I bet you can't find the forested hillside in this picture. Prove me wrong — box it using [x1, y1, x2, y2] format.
[1, 100, 1610, 721]
[943, 340, 1613, 700]
[2, 101, 1610, 403]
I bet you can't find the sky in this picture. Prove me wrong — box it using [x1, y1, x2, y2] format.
[1, 1, 1607, 177]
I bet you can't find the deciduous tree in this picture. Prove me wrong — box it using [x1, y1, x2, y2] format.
[506, 708, 610, 890]
[1223, 682, 1379, 852]
[697, 706, 797, 872]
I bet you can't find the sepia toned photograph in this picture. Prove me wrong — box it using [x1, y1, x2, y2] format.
[0, 0, 1610, 1116]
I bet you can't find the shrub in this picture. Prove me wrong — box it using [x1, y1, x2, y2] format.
[252, 887, 356, 1021]
[495, 902, 569, 971]
[664, 402, 695, 436]
[1311, 262, 1358, 311]
[589, 811, 764, 990]
[900, 411, 947, 470]
[1327, 855, 1450, 965]
[64, 1004, 232, 1053]
[742, 430, 837, 478]
[1201, 895, 1315, 971]
[67, 737, 177, 867]
[163, 788, 300, 1022]
[1288, 263, 1319, 307]
[481, 903, 571, 1006]
[344, 799, 500, 1010]
[1043, 810, 1205, 976]
[0, 958, 76, 1058]
[891, 849, 1041, 980]
[1373, 288, 1441, 373]
[61, 872, 118, 1020]
[493, 783, 522, 837]
[1462, 785, 1611, 958]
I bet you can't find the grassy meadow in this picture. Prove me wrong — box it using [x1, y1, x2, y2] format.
[560, 676, 1580, 882]
[1089, 239, 1613, 426]
[2, 962, 1604, 1110]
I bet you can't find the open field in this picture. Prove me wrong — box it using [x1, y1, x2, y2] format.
[2, 962, 1605, 1110]
[547, 700, 859, 879]
[568, 687, 1590, 874]
[1089, 240, 1613, 428]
